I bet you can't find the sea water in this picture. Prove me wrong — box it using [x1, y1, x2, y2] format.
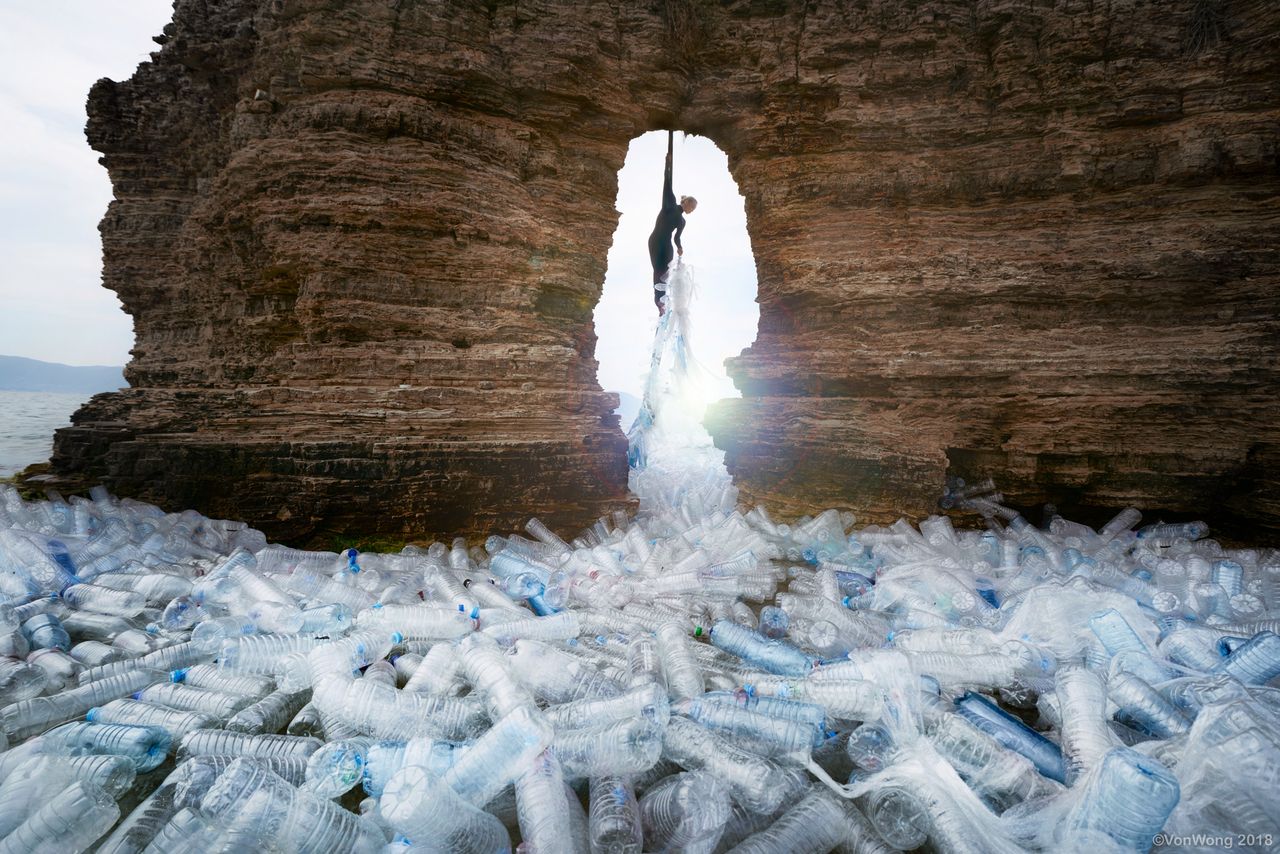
[0, 391, 90, 477]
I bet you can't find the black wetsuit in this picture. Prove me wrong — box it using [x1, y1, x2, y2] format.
[647, 131, 686, 308]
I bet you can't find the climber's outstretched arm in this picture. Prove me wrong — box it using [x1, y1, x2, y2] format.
[663, 130, 675, 208]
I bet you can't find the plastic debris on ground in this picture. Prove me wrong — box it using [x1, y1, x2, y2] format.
[0, 262, 1275, 853]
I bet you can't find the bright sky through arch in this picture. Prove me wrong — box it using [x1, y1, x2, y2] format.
[593, 131, 759, 404]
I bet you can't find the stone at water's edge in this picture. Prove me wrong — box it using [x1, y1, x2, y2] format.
[47, 0, 1280, 543]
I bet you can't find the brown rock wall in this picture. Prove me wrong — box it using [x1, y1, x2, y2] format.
[50, 0, 1280, 542]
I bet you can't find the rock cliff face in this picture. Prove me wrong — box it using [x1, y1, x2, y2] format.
[53, 0, 1280, 543]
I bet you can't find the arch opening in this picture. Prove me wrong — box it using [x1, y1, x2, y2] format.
[593, 130, 759, 437]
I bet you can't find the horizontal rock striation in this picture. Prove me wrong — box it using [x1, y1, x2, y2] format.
[51, 0, 1280, 542]
[705, 0, 1280, 541]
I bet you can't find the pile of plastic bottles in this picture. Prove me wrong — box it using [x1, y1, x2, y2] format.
[0, 469, 1277, 853]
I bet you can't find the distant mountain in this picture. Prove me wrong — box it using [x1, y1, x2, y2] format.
[613, 391, 641, 430]
[0, 355, 125, 394]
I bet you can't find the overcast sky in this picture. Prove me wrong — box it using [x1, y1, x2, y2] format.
[0, 4, 759, 400]
[0, 2, 173, 367]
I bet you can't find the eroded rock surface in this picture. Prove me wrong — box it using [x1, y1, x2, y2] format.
[51, 0, 1280, 542]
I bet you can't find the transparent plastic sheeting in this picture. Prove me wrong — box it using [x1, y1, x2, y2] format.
[0, 281, 1277, 852]
[627, 258, 720, 472]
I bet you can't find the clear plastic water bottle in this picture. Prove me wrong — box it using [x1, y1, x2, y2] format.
[302, 736, 373, 798]
[554, 717, 664, 778]
[381, 764, 513, 853]
[359, 604, 474, 640]
[403, 642, 463, 696]
[0, 779, 118, 854]
[458, 636, 538, 718]
[1213, 630, 1280, 684]
[87, 698, 215, 740]
[1061, 747, 1180, 850]
[655, 622, 704, 700]
[927, 713, 1062, 811]
[660, 717, 799, 815]
[481, 611, 579, 643]
[177, 729, 323, 761]
[638, 769, 731, 853]
[0, 754, 130, 835]
[865, 784, 930, 850]
[442, 703, 553, 807]
[506, 639, 623, 704]
[708, 619, 812, 676]
[0, 656, 49, 704]
[954, 691, 1066, 783]
[43, 720, 171, 771]
[63, 583, 148, 617]
[200, 757, 385, 852]
[624, 635, 663, 688]
[1055, 666, 1117, 784]
[21, 613, 71, 652]
[588, 775, 643, 854]
[135, 682, 255, 719]
[174, 663, 275, 697]
[225, 688, 310, 734]
[2, 667, 162, 740]
[544, 683, 670, 731]
[515, 749, 581, 853]
[674, 697, 818, 758]
[730, 785, 855, 854]
[141, 805, 214, 853]
[1106, 670, 1189, 738]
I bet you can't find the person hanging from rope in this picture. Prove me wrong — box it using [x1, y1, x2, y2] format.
[647, 130, 697, 316]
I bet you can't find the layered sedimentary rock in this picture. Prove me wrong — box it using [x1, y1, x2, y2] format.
[704, 0, 1280, 541]
[52, 0, 1280, 542]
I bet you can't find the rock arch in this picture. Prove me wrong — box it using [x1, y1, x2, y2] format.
[50, 0, 1280, 542]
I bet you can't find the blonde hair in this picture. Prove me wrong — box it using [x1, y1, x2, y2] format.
[680, 195, 698, 210]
